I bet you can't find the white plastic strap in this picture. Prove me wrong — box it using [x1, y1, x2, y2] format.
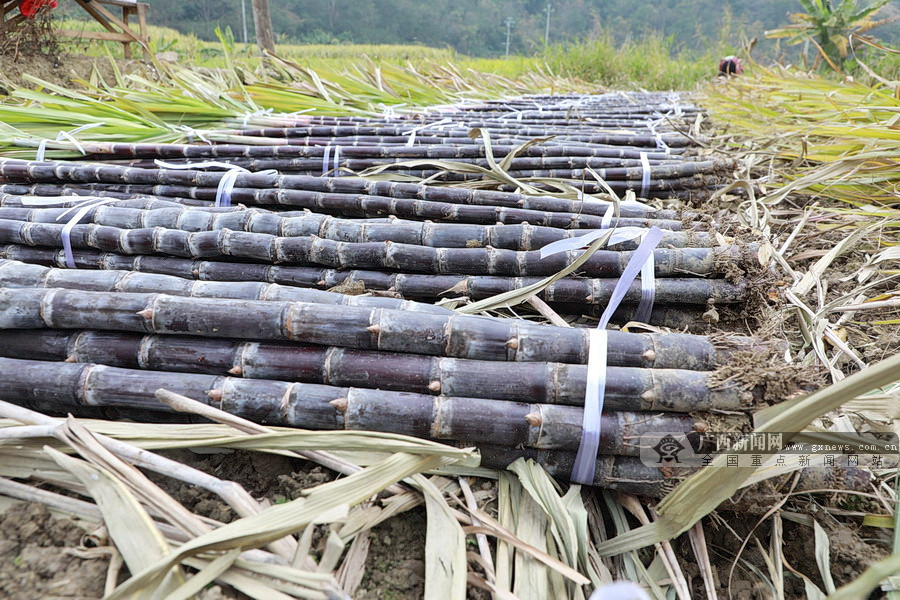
[571, 328, 608, 484]
[639, 152, 651, 199]
[59, 199, 115, 268]
[20, 196, 116, 268]
[633, 247, 656, 323]
[152, 160, 253, 207]
[596, 226, 664, 329]
[402, 118, 453, 146]
[241, 108, 273, 127]
[35, 139, 49, 162]
[177, 125, 211, 145]
[155, 160, 240, 171]
[645, 116, 671, 154]
[322, 146, 331, 176]
[215, 169, 243, 207]
[332, 144, 341, 177]
[538, 226, 646, 259]
[570, 226, 664, 483]
[34, 122, 104, 161]
[600, 203, 615, 230]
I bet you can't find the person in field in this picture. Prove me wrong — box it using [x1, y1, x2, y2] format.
[718, 56, 743, 76]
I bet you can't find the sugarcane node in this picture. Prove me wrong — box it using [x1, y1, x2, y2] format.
[317, 280, 326, 286]
[524, 412, 542, 426]
[585, 295, 594, 302]
[136, 308, 153, 319]
[330, 397, 349, 412]
[641, 390, 658, 402]
[206, 389, 223, 402]
[505, 337, 519, 350]
[516, 199, 525, 205]
[64, 355, 77, 363]
[366, 323, 382, 335]
[693, 421, 709, 434]
[642, 349, 657, 362]
[427, 380, 441, 392]
[227, 365, 243, 376]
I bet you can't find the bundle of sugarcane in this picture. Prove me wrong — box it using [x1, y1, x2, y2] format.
[0, 158, 680, 216]
[0, 256, 744, 330]
[27, 140, 680, 162]
[0, 204, 712, 250]
[0, 287, 771, 367]
[0, 281, 774, 494]
[0, 220, 750, 278]
[0, 328, 759, 411]
[111, 153, 691, 171]
[0, 355, 674, 495]
[0, 182, 691, 228]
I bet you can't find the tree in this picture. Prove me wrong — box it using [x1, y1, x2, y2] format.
[251, 0, 275, 53]
[765, 0, 897, 71]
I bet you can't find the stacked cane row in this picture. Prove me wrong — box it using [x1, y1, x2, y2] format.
[0, 93, 763, 493]
[0, 258, 773, 496]
[14, 92, 730, 197]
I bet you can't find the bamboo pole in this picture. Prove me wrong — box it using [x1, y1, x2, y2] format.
[0, 220, 752, 278]
[0, 287, 773, 368]
[0, 329, 759, 411]
[0, 357, 707, 456]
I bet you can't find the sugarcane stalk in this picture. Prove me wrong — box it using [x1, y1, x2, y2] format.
[0, 259, 451, 314]
[475, 445, 667, 496]
[0, 220, 751, 278]
[42, 140, 678, 162]
[0, 158, 681, 221]
[0, 287, 772, 369]
[0, 356, 707, 456]
[198, 133, 690, 154]
[114, 155, 711, 177]
[2, 183, 685, 230]
[0, 246, 750, 305]
[222, 125, 693, 147]
[0, 329, 759, 411]
[0, 205, 709, 250]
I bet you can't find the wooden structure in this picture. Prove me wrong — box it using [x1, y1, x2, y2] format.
[1, 0, 150, 59]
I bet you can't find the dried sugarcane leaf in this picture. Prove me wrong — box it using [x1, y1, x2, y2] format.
[596, 353, 900, 557]
[181, 556, 335, 600]
[512, 486, 550, 600]
[812, 519, 836, 594]
[165, 548, 243, 600]
[408, 474, 467, 600]
[456, 233, 612, 313]
[106, 452, 447, 599]
[43, 445, 185, 598]
[508, 459, 594, 594]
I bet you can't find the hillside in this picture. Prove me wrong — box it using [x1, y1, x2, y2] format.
[53, 0, 899, 58]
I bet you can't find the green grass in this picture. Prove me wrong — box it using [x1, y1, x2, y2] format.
[543, 30, 729, 90]
[54, 19, 541, 75]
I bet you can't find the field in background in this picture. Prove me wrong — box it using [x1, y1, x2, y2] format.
[51, 19, 729, 90]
